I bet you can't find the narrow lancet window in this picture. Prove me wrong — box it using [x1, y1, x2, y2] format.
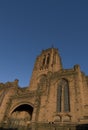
[64, 82, 70, 112]
[42, 55, 46, 65]
[57, 85, 62, 112]
[47, 54, 50, 65]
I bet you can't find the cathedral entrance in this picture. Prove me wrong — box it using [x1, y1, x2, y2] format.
[8, 104, 33, 129]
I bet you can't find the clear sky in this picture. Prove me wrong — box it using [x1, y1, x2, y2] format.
[0, 0, 88, 87]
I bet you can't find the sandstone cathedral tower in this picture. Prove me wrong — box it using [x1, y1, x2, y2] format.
[0, 47, 88, 130]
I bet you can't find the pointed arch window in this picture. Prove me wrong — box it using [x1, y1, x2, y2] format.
[47, 53, 50, 65]
[57, 79, 70, 112]
[42, 55, 46, 65]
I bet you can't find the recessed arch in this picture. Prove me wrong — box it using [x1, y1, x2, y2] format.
[8, 103, 34, 129]
[10, 102, 34, 115]
[11, 104, 33, 117]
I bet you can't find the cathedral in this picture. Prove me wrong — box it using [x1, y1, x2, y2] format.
[0, 47, 88, 130]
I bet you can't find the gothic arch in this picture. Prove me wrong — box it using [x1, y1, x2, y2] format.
[62, 114, 71, 122]
[8, 103, 34, 129]
[57, 78, 70, 113]
[37, 74, 47, 81]
[37, 74, 48, 93]
[37, 74, 47, 87]
[9, 102, 34, 115]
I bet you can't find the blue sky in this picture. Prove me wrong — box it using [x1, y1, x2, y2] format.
[0, 0, 88, 87]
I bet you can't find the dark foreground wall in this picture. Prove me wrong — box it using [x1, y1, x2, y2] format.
[0, 128, 17, 130]
[1, 124, 88, 130]
[76, 124, 88, 130]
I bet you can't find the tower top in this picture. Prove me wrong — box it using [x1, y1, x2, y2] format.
[29, 47, 63, 89]
[34, 47, 62, 72]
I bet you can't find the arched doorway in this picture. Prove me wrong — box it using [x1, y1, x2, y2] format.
[9, 104, 33, 129]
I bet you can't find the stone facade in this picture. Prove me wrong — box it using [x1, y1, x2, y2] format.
[0, 47, 88, 130]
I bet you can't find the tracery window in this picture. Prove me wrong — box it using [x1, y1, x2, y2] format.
[57, 79, 70, 112]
